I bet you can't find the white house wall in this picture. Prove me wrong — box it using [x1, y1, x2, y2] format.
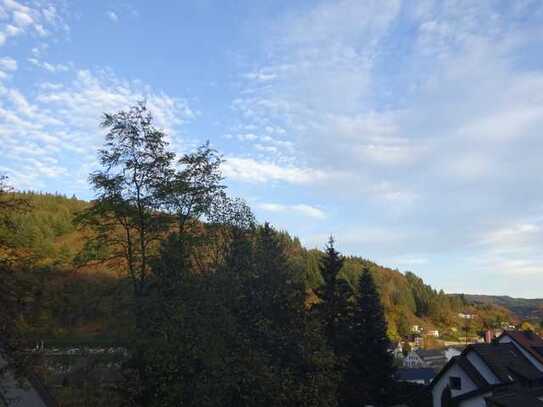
[403, 351, 424, 368]
[432, 363, 478, 407]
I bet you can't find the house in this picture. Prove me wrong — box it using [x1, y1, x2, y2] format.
[403, 348, 449, 371]
[444, 346, 464, 362]
[417, 349, 449, 371]
[390, 342, 404, 361]
[428, 330, 440, 338]
[414, 336, 424, 348]
[430, 341, 543, 407]
[395, 367, 436, 385]
[485, 386, 543, 406]
[403, 350, 425, 368]
[0, 355, 57, 407]
[458, 313, 474, 319]
[411, 325, 422, 333]
[494, 329, 504, 338]
[498, 330, 543, 372]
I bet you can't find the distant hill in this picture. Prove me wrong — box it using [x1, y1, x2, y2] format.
[462, 294, 543, 322]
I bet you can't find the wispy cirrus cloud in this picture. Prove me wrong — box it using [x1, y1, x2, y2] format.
[257, 202, 326, 220]
[0, 0, 67, 46]
[222, 156, 334, 185]
[0, 69, 194, 191]
[221, 0, 543, 295]
[106, 10, 118, 22]
[0, 56, 16, 71]
[2, 0, 543, 296]
[28, 57, 70, 73]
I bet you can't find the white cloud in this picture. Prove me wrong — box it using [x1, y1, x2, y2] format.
[244, 70, 276, 82]
[0, 68, 194, 190]
[465, 217, 543, 281]
[28, 57, 69, 73]
[42, 5, 58, 23]
[233, 1, 543, 209]
[459, 105, 543, 141]
[480, 222, 541, 248]
[303, 226, 410, 252]
[106, 10, 119, 22]
[236, 132, 257, 141]
[0, 0, 67, 46]
[13, 10, 33, 26]
[222, 157, 332, 185]
[443, 153, 492, 181]
[0, 57, 17, 71]
[388, 256, 429, 267]
[2, 0, 543, 296]
[254, 144, 277, 153]
[368, 181, 419, 204]
[257, 202, 326, 219]
[5, 24, 20, 36]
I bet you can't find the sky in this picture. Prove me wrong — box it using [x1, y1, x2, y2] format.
[2, 0, 543, 297]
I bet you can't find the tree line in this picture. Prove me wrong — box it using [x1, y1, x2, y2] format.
[0, 103, 442, 406]
[71, 102, 406, 406]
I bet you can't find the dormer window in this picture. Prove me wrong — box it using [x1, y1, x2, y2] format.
[449, 376, 461, 390]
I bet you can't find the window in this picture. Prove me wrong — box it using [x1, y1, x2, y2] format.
[449, 376, 461, 390]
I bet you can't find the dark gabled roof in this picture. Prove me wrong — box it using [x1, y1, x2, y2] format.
[0, 345, 57, 407]
[28, 372, 59, 407]
[430, 341, 543, 391]
[455, 354, 489, 388]
[471, 343, 543, 384]
[395, 368, 436, 382]
[447, 345, 466, 352]
[429, 354, 489, 390]
[499, 330, 543, 366]
[450, 387, 491, 405]
[415, 348, 445, 359]
[429, 356, 455, 389]
[485, 387, 543, 407]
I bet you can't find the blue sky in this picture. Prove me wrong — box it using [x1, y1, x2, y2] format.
[2, 1, 543, 297]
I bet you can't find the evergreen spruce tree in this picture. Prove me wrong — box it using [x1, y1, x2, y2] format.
[245, 222, 306, 405]
[303, 308, 340, 407]
[315, 237, 352, 353]
[217, 226, 280, 407]
[340, 267, 395, 407]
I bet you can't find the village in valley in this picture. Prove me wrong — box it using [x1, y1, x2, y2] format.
[392, 312, 514, 384]
[391, 312, 543, 406]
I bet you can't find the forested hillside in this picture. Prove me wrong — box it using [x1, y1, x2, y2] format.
[1, 191, 513, 344]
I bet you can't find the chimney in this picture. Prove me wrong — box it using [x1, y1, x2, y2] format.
[484, 330, 493, 344]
